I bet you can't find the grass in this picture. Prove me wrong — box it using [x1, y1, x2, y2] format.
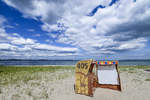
[0, 88, 2, 94]
[0, 66, 75, 86]
[119, 66, 150, 69]
[118, 66, 150, 72]
[0, 65, 150, 100]
[0, 65, 150, 86]
[145, 79, 150, 81]
[11, 94, 21, 100]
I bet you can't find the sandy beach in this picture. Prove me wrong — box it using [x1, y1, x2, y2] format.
[0, 66, 150, 100]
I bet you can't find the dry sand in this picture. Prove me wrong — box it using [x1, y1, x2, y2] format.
[0, 68, 150, 100]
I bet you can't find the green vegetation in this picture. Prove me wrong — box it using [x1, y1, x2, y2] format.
[0, 65, 150, 86]
[145, 79, 150, 81]
[0, 66, 75, 73]
[119, 66, 150, 69]
[0, 88, 2, 94]
[118, 66, 150, 72]
[1, 65, 150, 100]
[0, 66, 75, 86]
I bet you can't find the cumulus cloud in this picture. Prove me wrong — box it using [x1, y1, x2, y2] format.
[2, 0, 150, 58]
[0, 43, 17, 51]
[0, 27, 36, 45]
[31, 43, 78, 53]
[3, 0, 111, 23]
[55, 0, 150, 55]
[11, 38, 36, 45]
[47, 33, 58, 38]
[0, 16, 79, 58]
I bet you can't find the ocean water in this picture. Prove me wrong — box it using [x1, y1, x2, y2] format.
[0, 60, 78, 66]
[0, 60, 150, 66]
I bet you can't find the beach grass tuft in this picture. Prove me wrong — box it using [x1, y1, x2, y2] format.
[0, 66, 75, 86]
[145, 79, 150, 81]
[119, 66, 150, 72]
[0, 65, 150, 86]
[119, 66, 150, 69]
[0, 88, 2, 94]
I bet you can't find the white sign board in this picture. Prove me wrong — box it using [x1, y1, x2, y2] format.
[97, 65, 119, 85]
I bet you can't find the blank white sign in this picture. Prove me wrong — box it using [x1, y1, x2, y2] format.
[97, 65, 119, 85]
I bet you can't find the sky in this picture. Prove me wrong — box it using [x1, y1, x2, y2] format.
[0, 0, 150, 60]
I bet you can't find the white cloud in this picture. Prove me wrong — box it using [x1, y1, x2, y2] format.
[0, 15, 79, 58]
[0, 30, 79, 57]
[55, 0, 150, 55]
[32, 43, 78, 52]
[2, 0, 150, 59]
[42, 23, 66, 32]
[28, 29, 34, 32]
[5, 25, 15, 28]
[112, 38, 147, 50]
[34, 34, 41, 37]
[0, 16, 6, 27]
[3, 0, 112, 23]
[0, 43, 17, 50]
[45, 39, 51, 43]
[0, 27, 36, 45]
[47, 33, 57, 38]
[12, 33, 20, 37]
[11, 38, 36, 45]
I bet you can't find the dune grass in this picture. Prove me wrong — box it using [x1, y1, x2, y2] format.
[1, 65, 150, 99]
[0, 66, 75, 86]
[145, 79, 150, 81]
[118, 66, 150, 72]
[0, 65, 150, 86]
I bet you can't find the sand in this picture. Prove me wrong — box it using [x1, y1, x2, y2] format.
[0, 68, 150, 100]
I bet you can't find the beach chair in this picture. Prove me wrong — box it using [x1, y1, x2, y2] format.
[74, 59, 121, 96]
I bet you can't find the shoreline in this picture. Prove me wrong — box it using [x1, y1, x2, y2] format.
[0, 65, 75, 67]
[0, 65, 150, 67]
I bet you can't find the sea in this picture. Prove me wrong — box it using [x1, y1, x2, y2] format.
[0, 59, 150, 66]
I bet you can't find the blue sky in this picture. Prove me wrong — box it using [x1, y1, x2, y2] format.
[0, 0, 150, 60]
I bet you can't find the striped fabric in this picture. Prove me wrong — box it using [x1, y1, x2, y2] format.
[96, 61, 118, 65]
